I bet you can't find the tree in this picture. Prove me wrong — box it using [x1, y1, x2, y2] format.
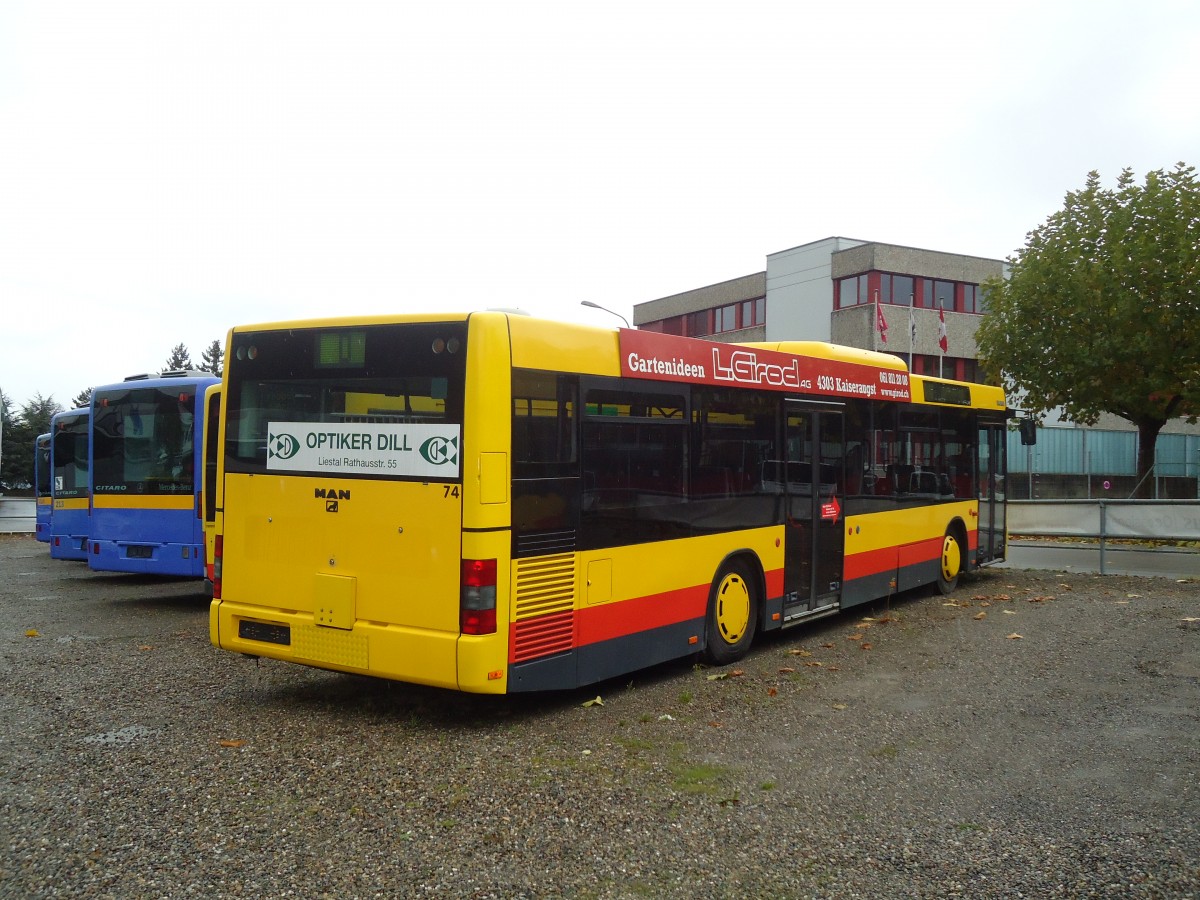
[977, 163, 1200, 497]
[0, 393, 62, 491]
[72, 388, 93, 411]
[200, 339, 223, 376]
[163, 343, 193, 372]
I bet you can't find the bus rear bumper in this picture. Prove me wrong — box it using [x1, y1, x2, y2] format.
[87, 540, 206, 577]
[209, 599, 506, 694]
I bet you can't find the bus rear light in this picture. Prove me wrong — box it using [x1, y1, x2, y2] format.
[92, 543, 99, 555]
[460, 558, 497, 635]
[213, 535, 223, 599]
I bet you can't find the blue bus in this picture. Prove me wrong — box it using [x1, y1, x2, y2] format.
[49, 409, 91, 561]
[34, 432, 52, 542]
[88, 371, 220, 576]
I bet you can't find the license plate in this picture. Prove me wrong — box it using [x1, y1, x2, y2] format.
[238, 620, 291, 646]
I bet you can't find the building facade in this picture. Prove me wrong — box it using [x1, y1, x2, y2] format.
[633, 236, 1003, 384]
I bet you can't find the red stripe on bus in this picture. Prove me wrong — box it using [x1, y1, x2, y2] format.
[576, 583, 709, 647]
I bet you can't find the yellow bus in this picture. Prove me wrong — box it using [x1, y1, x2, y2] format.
[201, 382, 222, 597]
[209, 312, 1008, 693]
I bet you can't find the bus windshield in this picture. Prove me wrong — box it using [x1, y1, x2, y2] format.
[53, 414, 90, 499]
[224, 321, 467, 476]
[92, 387, 199, 494]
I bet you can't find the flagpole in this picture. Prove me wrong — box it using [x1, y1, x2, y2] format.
[908, 293, 915, 371]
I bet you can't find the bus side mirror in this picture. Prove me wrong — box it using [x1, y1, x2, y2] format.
[1019, 418, 1037, 445]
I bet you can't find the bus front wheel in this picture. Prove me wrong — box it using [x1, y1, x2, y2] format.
[937, 530, 963, 595]
[702, 560, 758, 666]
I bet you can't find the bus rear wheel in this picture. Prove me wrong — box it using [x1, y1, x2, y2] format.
[937, 530, 963, 595]
[702, 560, 758, 666]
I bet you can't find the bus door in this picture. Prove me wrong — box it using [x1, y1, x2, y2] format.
[976, 423, 1007, 564]
[781, 402, 845, 620]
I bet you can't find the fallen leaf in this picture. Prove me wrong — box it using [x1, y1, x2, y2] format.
[847, 633, 863, 641]
[1058, 583, 1073, 591]
[860, 642, 873, 651]
[832, 703, 848, 710]
[973, 612, 987, 621]
[860, 616, 877, 623]
[582, 695, 604, 707]
[731, 669, 745, 677]
[788, 648, 812, 657]
[778, 666, 796, 674]
[767, 687, 778, 697]
[707, 672, 730, 681]
[1126, 593, 1142, 599]
[943, 601, 961, 607]
[826, 665, 841, 671]
[821, 643, 835, 649]
[25, 629, 40, 638]
[980, 601, 991, 607]
[218, 739, 246, 748]
[1007, 633, 1023, 640]
[138, 645, 153, 652]
[658, 714, 674, 721]
[803, 661, 824, 668]
[708, 721, 722, 727]
[995, 594, 1012, 601]
[1003, 609, 1017, 615]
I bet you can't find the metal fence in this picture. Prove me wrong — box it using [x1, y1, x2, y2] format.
[1007, 427, 1200, 499]
[1008, 499, 1200, 574]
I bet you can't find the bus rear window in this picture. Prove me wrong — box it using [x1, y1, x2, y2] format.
[224, 323, 467, 477]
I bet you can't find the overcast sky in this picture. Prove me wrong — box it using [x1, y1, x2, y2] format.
[3, 0, 1199, 411]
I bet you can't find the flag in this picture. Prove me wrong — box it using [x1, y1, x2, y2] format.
[876, 303, 888, 343]
[937, 303, 948, 353]
[909, 307, 917, 348]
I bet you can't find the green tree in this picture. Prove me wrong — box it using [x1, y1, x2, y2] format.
[163, 343, 193, 372]
[200, 339, 223, 376]
[0, 393, 62, 491]
[977, 163, 1200, 497]
[72, 388, 93, 411]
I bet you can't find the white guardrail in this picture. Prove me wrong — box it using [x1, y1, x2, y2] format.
[0, 498, 36, 534]
[1007, 499, 1200, 542]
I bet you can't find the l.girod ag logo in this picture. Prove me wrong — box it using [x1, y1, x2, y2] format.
[268, 432, 301, 460]
[419, 435, 458, 466]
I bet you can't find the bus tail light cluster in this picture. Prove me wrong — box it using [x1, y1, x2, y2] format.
[460, 559, 497, 635]
[213, 535, 223, 599]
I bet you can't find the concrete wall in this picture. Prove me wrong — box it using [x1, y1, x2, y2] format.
[764, 236, 865, 342]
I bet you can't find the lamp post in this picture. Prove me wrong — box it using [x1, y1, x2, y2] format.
[580, 300, 631, 328]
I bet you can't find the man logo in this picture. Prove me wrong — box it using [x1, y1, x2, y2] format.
[269, 433, 301, 460]
[326, 500, 339, 513]
[419, 435, 459, 466]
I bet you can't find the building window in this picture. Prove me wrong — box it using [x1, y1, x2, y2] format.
[715, 304, 738, 332]
[661, 316, 684, 335]
[741, 297, 765, 327]
[838, 276, 865, 309]
[934, 280, 955, 312]
[686, 309, 711, 337]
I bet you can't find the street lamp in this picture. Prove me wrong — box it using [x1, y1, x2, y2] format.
[580, 300, 631, 328]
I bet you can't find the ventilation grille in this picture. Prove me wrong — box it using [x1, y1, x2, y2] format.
[511, 553, 576, 662]
[514, 529, 576, 558]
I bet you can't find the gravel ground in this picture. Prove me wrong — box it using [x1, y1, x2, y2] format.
[1, 534, 1197, 899]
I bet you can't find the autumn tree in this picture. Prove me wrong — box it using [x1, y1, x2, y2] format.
[200, 339, 223, 376]
[977, 163, 1200, 497]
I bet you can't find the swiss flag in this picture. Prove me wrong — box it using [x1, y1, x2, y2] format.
[876, 303, 888, 343]
[938, 304, 948, 353]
